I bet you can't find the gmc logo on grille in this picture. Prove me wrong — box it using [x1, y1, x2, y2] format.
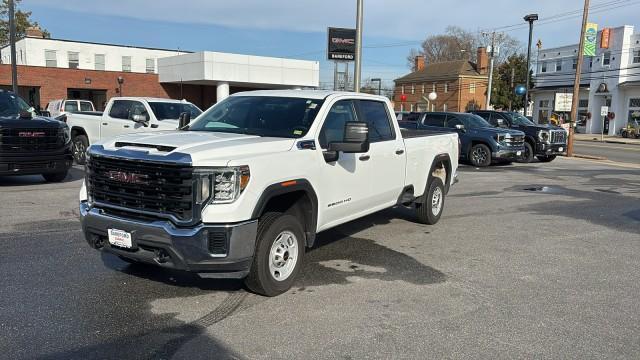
[106, 171, 148, 185]
[18, 131, 46, 137]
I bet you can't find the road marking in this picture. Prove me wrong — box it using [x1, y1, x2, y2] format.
[575, 142, 640, 152]
[559, 156, 640, 170]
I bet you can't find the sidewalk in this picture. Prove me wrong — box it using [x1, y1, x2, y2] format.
[573, 133, 640, 146]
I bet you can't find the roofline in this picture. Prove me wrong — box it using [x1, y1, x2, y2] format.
[1, 36, 192, 53]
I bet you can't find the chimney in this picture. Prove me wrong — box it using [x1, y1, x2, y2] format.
[414, 56, 425, 72]
[476, 47, 488, 75]
[25, 26, 44, 38]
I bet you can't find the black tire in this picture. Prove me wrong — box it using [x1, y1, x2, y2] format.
[415, 177, 445, 225]
[245, 212, 305, 297]
[469, 144, 492, 167]
[42, 171, 68, 183]
[621, 130, 628, 138]
[518, 142, 534, 163]
[72, 134, 89, 165]
[536, 155, 556, 163]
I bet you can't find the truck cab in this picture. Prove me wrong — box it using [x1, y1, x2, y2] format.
[470, 110, 567, 163]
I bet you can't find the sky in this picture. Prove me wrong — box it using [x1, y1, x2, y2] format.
[23, 0, 640, 90]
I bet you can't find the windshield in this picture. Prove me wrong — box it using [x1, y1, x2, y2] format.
[0, 92, 31, 117]
[188, 96, 325, 138]
[148, 102, 202, 120]
[507, 112, 535, 126]
[462, 114, 493, 129]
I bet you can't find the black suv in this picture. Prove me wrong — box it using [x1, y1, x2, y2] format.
[0, 90, 72, 182]
[470, 110, 567, 163]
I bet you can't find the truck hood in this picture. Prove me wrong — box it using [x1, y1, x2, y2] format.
[470, 127, 524, 136]
[0, 114, 65, 129]
[97, 130, 296, 164]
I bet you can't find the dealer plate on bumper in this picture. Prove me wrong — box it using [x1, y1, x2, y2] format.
[108, 229, 132, 249]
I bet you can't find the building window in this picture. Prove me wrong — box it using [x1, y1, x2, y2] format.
[444, 83, 448, 93]
[572, 57, 578, 70]
[443, 103, 447, 111]
[122, 56, 132, 72]
[401, 85, 405, 94]
[541, 61, 547, 73]
[411, 84, 415, 94]
[410, 104, 414, 111]
[45, 50, 57, 67]
[556, 60, 562, 72]
[432, 83, 436, 92]
[579, 99, 589, 108]
[603, 51, 611, 66]
[630, 98, 640, 107]
[539, 100, 550, 108]
[633, 50, 640, 64]
[68, 52, 79, 69]
[95, 54, 105, 71]
[629, 98, 640, 125]
[145, 58, 155, 73]
[421, 84, 425, 94]
[469, 82, 476, 94]
[400, 103, 404, 112]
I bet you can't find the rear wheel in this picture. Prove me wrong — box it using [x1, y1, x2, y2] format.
[536, 155, 556, 163]
[415, 178, 445, 225]
[245, 212, 305, 297]
[621, 130, 629, 138]
[72, 134, 89, 165]
[469, 144, 492, 167]
[42, 171, 68, 183]
[519, 142, 534, 163]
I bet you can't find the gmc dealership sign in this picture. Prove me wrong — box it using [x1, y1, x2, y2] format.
[327, 27, 356, 61]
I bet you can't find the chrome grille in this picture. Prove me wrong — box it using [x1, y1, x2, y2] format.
[504, 135, 525, 147]
[550, 130, 567, 144]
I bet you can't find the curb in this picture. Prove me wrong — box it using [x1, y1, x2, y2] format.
[574, 138, 640, 146]
[572, 154, 608, 160]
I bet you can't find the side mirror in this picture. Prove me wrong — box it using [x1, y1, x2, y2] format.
[132, 114, 149, 126]
[39, 110, 51, 117]
[455, 124, 466, 132]
[323, 121, 370, 162]
[497, 119, 504, 126]
[178, 112, 191, 129]
[19, 110, 33, 119]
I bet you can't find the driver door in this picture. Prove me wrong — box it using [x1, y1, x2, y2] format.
[315, 100, 371, 230]
[101, 100, 149, 140]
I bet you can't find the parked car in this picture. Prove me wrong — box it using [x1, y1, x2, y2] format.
[470, 110, 567, 163]
[64, 97, 202, 164]
[398, 112, 525, 167]
[46, 99, 96, 118]
[396, 111, 421, 121]
[0, 90, 72, 182]
[79, 90, 460, 296]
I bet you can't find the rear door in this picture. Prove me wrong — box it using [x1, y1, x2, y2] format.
[356, 99, 405, 207]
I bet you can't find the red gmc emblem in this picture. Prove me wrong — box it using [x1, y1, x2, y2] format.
[18, 131, 46, 137]
[106, 171, 148, 185]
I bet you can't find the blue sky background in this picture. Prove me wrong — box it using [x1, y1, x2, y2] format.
[23, 0, 640, 90]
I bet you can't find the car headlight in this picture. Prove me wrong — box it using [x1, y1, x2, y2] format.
[196, 166, 250, 205]
[538, 130, 550, 143]
[59, 126, 71, 144]
[494, 133, 510, 144]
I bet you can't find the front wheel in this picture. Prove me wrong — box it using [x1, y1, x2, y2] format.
[42, 171, 68, 183]
[536, 155, 556, 163]
[415, 177, 445, 225]
[72, 135, 89, 165]
[469, 144, 492, 167]
[245, 212, 305, 297]
[518, 142, 534, 163]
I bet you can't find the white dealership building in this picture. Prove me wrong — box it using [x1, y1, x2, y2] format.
[531, 24, 640, 135]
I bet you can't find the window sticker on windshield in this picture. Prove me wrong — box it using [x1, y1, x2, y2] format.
[293, 130, 303, 135]
[308, 103, 318, 109]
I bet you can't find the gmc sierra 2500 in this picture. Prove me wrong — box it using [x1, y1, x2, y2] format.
[79, 91, 459, 296]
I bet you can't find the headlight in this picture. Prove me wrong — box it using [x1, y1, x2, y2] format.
[59, 126, 71, 144]
[538, 130, 550, 143]
[494, 133, 510, 143]
[196, 166, 250, 205]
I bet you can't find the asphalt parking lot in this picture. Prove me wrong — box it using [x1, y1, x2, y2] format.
[1, 158, 639, 359]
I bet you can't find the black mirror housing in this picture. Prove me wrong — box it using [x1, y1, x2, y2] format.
[179, 112, 191, 129]
[329, 121, 370, 153]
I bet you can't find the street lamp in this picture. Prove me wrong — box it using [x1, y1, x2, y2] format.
[422, 91, 437, 112]
[524, 13, 538, 117]
[371, 78, 382, 95]
[117, 76, 124, 97]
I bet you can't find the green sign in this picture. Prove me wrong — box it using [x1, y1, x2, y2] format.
[584, 23, 598, 56]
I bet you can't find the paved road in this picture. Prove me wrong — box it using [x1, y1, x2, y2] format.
[574, 141, 640, 164]
[1, 159, 640, 359]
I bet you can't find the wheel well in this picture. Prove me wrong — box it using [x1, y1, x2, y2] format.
[259, 190, 316, 247]
[524, 136, 536, 147]
[71, 126, 87, 139]
[429, 155, 452, 195]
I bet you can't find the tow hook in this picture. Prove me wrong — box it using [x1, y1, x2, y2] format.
[154, 249, 170, 264]
[89, 234, 104, 249]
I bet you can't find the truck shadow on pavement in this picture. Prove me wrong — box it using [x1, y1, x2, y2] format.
[0, 166, 84, 186]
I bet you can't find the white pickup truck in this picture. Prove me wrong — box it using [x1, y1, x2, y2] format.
[79, 90, 459, 296]
[64, 97, 202, 164]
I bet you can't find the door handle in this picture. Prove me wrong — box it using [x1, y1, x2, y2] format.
[395, 149, 405, 155]
[124, 125, 130, 128]
[359, 155, 370, 161]
[150, 124, 159, 128]
[102, 123, 108, 126]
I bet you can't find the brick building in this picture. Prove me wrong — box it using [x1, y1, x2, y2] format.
[393, 47, 489, 112]
[0, 29, 319, 111]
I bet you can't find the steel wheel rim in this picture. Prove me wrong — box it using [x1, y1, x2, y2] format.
[268, 231, 298, 282]
[73, 140, 86, 162]
[431, 187, 443, 215]
[472, 147, 488, 164]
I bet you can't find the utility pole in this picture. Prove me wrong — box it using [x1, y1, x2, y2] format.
[353, 0, 363, 93]
[524, 14, 539, 117]
[568, 0, 590, 157]
[9, 0, 19, 94]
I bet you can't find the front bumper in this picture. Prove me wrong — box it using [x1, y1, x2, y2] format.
[0, 149, 73, 176]
[79, 202, 258, 279]
[536, 143, 567, 156]
[493, 147, 524, 160]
